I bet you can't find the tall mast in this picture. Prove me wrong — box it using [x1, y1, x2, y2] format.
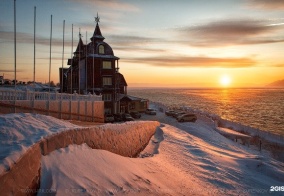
[49, 15, 52, 93]
[33, 6, 36, 84]
[61, 20, 65, 93]
[92, 39, 94, 94]
[71, 24, 73, 93]
[14, 0, 16, 89]
[85, 31, 87, 93]
[78, 28, 81, 94]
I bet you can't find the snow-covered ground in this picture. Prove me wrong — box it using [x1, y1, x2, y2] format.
[39, 111, 284, 195]
[0, 113, 82, 174]
[1, 110, 284, 195]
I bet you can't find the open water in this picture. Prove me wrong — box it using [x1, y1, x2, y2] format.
[128, 88, 284, 135]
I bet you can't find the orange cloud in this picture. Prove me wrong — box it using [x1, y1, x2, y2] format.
[69, 0, 139, 12]
[124, 56, 256, 68]
[247, 0, 284, 10]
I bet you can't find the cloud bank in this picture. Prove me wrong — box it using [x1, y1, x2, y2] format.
[178, 19, 284, 47]
[124, 56, 256, 68]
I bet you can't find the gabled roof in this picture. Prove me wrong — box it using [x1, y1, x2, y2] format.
[118, 94, 148, 102]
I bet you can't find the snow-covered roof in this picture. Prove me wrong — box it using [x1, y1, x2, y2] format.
[118, 94, 148, 101]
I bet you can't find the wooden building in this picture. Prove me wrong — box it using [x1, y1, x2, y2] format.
[62, 15, 136, 114]
[119, 94, 148, 113]
[59, 16, 148, 114]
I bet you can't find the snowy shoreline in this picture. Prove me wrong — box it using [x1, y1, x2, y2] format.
[152, 101, 284, 146]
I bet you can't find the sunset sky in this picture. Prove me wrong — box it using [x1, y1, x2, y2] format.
[0, 0, 284, 88]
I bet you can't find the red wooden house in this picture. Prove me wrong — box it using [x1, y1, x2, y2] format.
[63, 17, 127, 114]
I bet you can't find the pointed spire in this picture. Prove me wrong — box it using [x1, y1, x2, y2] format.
[90, 13, 105, 42]
[74, 30, 85, 54]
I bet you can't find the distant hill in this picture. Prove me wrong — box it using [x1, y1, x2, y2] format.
[266, 79, 284, 88]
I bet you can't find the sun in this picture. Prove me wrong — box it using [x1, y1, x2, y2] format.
[219, 75, 231, 87]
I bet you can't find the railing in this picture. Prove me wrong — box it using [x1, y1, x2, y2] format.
[0, 89, 102, 101]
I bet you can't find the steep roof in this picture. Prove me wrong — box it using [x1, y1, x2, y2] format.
[90, 23, 105, 42]
[74, 36, 85, 54]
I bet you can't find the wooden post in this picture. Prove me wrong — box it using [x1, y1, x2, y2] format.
[69, 100, 71, 120]
[60, 98, 62, 119]
[92, 100, 94, 122]
[85, 100, 87, 121]
[78, 100, 80, 120]
[32, 91, 35, 114]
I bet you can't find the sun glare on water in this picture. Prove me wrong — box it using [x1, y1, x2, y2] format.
[220, 75, 231, 87]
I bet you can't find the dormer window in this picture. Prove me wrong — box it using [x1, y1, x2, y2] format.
[99, 45, 104, 54]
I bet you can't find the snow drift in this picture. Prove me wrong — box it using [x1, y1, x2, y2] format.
[0, 113, 159, 195]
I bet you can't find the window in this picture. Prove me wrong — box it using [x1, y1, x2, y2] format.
[130, 102, 135, 109]
[140, 101, 147, 109]
[99, 45, 104, 54]
[103, 61, 112, 69]
[102, 94, 112, 101]
[103, 77, 112, 86]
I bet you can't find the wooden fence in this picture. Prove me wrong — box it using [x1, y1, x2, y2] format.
[0, 89, 104, 122]
[0, 89, 102, 101]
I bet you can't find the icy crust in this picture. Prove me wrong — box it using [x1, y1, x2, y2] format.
[0, 113, 82, 174]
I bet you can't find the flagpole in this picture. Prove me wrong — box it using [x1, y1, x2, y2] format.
[49, 15, 52, 93]
[92, 17, 95, 95]
[78, 28, 81, 94]
[14, 0, 16, 89]
[13, 0, 16, 113]
[33, 6, 36, 84]
[61, 20, 65, 93]
[85, 31, 87, 93]
[71, 24, 73, 94]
